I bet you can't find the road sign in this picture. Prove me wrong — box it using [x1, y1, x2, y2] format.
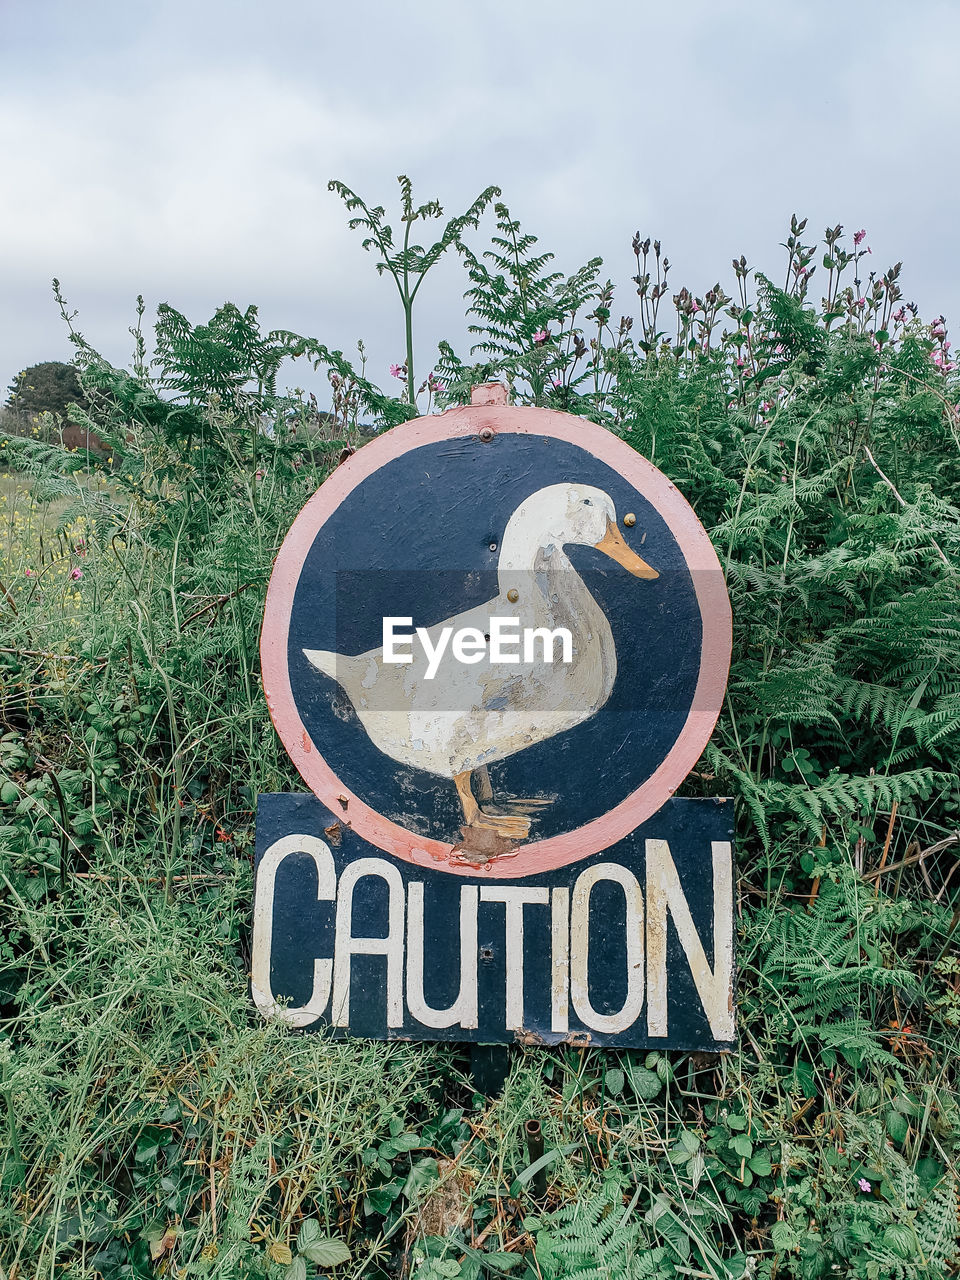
[256, 385, 734, 1047]
[254, 793, 735, 1048]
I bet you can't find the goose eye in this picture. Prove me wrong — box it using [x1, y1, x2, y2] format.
[582, 498, 593, 506]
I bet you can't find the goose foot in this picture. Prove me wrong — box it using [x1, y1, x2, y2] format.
[452, 771, 554, 842]
[497, 796, 555, 815]
[467, 807, 532, 839]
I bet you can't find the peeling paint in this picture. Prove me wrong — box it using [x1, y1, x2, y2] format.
[514, 1026, 546, 1046]
[450, 824, 521, 866]
[301, 484, 654, 846]
[562, 1031, 593, 1048]
[260, 402, 732, 877]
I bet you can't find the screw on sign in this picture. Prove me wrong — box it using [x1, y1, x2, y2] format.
[254, 383, 735, 1051]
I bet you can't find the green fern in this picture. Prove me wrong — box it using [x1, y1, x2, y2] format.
[436, 202, 606, 407]
[530, 1187, 664, 1279]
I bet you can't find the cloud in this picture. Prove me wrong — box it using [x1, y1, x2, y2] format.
[1, 0, 959, 396]
[0, 73, 375, 290]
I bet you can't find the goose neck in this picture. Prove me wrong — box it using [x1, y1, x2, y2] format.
[497, 529, 572, 576]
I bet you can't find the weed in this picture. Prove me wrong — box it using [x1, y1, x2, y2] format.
[0, 198, 958, 1278]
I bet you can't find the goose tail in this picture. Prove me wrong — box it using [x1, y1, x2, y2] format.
[303, 648, 341, 681]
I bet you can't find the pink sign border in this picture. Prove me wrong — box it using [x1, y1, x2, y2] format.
[260, 403, 732, 878]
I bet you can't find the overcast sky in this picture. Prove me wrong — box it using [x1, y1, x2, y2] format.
[2, 0, 958, 406]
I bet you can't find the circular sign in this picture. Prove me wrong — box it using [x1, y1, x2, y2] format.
[261, 391, 731, 877]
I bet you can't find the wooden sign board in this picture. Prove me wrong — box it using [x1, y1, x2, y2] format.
[257, 386, 735, 1048]
[254, 793, 735, 1049]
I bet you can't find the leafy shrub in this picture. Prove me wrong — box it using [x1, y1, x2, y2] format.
[0, 195, 958, 1278]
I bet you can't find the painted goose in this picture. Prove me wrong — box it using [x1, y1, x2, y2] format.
[304, 483, 657, 842]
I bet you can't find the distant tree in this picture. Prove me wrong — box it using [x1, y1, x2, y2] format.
[5, 360, 88, 422]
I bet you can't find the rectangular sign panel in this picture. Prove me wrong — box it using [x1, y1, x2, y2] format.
[253, 794, 736, 1050]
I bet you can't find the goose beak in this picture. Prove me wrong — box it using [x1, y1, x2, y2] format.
[595, 519, 659, 579]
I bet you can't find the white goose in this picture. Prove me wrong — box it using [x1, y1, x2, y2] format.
[304, 483, 657, 843]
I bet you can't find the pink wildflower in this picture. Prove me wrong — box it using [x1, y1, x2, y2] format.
[389, 364, 404, 379]
[857, 297, 866, 308]
[735, 356, 745, 368]
[552, 378, 562, 388]
[533, 329, 549, 344]
[857, 1178, 871, 1193]
[70, 567, 83, 581]
[24, 568, 34, 577]
[854, 229, 866, 246]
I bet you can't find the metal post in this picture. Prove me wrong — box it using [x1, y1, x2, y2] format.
[469, 1044, 511, 1095]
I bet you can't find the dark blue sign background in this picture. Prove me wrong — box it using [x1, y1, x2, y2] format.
[286, 434, 703, 846]
[255, 793, 735, 1050]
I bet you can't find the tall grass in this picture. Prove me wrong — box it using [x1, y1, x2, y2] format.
[0, 205, 958, 1278]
